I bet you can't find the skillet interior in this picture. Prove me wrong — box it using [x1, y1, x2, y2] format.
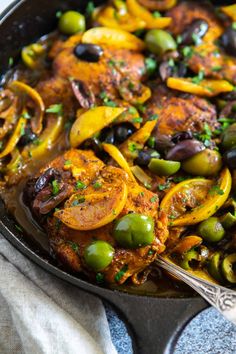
[0, 1, 233, 353]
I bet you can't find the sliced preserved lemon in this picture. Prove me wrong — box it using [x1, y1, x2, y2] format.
[160, 168, 232, 227]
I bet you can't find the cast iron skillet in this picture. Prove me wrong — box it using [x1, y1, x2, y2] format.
[0, 1, 233, 353]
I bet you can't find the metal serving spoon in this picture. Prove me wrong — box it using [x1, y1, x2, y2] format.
[156, 256, 236, 325]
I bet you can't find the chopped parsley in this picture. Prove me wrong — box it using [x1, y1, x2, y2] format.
[85, 1, 95, 18]
[150, 196, 158, 203]
[215, 117, 235, 135]
[152, 11, 161, 18]
[68, 241, 79, 253]
[99, 91, 117, 107]
[148, 113, 158, 121]
[139, 191, 145, 197]
[145, 57, 157, 76]
[21, 111, 31, 119]
[176, 35, 183, 44]
[72, 197, 85, 206]
[75, 180, 86, 190]
[64, 160, 71, 166]
[51, 180, 60, 196]
[150, 151, 159, 158]
[212, 65, 222, 72]
[8, 57, 14, 67]
[115, 265, 128, 282]
[15, 224, 23, 232]
[96, 273, 104, 284]
[128, 107, 137, 115]
[168, 58, 175, 67]
[182, 46, 194, 59]
[128, 142, 137, 153]
[158, 182, 171, 191]
[147, 136, 155, 149]
[20, 123, 25, 136]
[56, 10, 62, 18]
[192, 70, 205, 84]
[46, 103, 63, 115]
[32, 138, 41, 146]
[232, 22, 236, 30]
[132, 117, 143, 124]
[195, 123, 212, 147]
[93, 181, 102, 189]
[208, 185, 224, 196]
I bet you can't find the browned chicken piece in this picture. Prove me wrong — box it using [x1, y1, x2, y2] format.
[168, 1, 236, 83]
[36, 35, 146, 116]
[25, 149, 168, 285]
[167, 1, 223, 43]
[187, 43, 236, 85]
[145, 83, 218, 135]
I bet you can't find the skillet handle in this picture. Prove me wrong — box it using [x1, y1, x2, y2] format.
[103, 291, 208, 354]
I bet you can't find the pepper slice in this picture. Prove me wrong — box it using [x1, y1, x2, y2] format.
[160, 168, 232, 226]
[167, 78, 234, 97]
[70, 106, 125, 147]
[82, 27, 146, 51]
[126, 0, 172, 29]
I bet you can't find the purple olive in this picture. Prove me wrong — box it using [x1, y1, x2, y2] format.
[71, 79, 95, 108]
[135, 149, 160, 166]
[220, 27, 236, 57]
[166, 139, 205, 161]
[34, 168, 61, 194]
[181, 19, 209, 45]
[223, 148, 236, 169]
[154, 133, 174, 153]
[171, 131, 193, 144]
[159, 61, 187, 82]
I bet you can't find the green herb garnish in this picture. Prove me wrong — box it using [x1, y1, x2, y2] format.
[51, 180, 60, 195]
[145, 57, 157, 76]
[115, 265, 128, 282]
[75, 181, 86, 190]
[46, 103, 63, 115]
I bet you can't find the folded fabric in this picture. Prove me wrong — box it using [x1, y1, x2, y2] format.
[0, 234, 117, 354]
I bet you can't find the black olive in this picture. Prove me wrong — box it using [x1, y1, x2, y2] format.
[135, 149, 160, 166]
[166, 139, 205, 161]
[114, 123, 136, 143]
[74, 44, 104, 62]
[82, 137, 103, 155]
[34, 168, 61, 194]
[171, 131, 193, 144]
[100, 127, 115, 144]
[220, 27, 236, 57]
[18, 126, 37, 147]
[181, 19, 209, 46]
[223, 148, 236, 169]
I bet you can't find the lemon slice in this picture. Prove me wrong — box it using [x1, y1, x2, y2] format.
[160, 168, 232, 227]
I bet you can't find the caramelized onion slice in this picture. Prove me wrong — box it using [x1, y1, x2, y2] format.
[9, 80, 45, 134]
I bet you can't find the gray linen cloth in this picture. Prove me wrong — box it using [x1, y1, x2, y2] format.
[0, 1, 117, 353]
[0, 234, 117, 354]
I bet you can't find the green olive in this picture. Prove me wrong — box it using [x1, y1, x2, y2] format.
[113, 213, 155, 249]
[208, 252, 224, 283]
[145, 29, 177, 55]
[180, 249, 199, 270]
[222, 123, 236, 150]
[181, 149, 222, 177]
[197, 217, 225, 243]
[84, 240, 114, 272]
[220, 212, 236, 229]
[148, 158, 180, 176]
[221, 253, 236, 283]
[58, 11, 86, 35]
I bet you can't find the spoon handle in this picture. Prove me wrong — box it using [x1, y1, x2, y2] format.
[156, 256, 236, 325]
